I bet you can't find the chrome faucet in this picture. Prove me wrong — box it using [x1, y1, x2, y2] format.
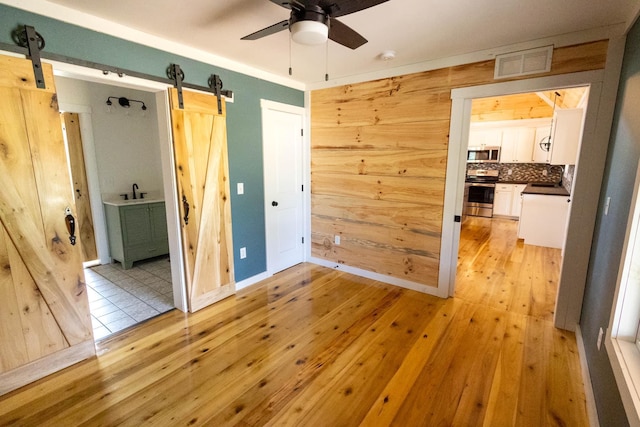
[132, 183, 139, 199]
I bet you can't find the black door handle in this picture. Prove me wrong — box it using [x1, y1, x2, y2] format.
[64, 207, 76, 246]
[182, 195, 190, 225]
[272, 201, 278, 207]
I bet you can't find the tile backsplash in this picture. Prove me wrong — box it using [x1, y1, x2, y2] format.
[467, 163, 574, 191]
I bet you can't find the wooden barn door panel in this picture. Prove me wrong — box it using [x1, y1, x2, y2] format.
[0, 55, 94, 395]
[63, 112, 98, 262]
[169, 89, 235, 312]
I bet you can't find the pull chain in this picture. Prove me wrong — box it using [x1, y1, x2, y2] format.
[325, 20, 330, 81]
[325, 38, 329, 81]
[288, 32, 292, 76]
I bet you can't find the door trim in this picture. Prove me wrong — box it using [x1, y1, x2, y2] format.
[59, 103, 110, 266]
[442, 34, 625, 330]
[45, 59, 188, 312]
[260, 99, 307, 276]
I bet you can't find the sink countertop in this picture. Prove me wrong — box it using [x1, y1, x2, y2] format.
[104, 198, 165, 207]
[522, 184, 570, 196]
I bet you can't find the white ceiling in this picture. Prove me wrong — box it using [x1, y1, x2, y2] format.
[36, 0, 640, 88]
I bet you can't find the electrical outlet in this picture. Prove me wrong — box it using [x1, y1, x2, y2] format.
[542, 169, 548, 176]
[240, 247, 246, 259]
[604, 196, 611, 216]
[597, 327, 605, 350]
[507, 169, 512, 175]
[334, 235, 341, 245]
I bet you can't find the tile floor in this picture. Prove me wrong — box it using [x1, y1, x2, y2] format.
[85, 256, 174, 340]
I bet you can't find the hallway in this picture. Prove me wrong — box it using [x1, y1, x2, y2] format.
[455, 216, 560, 322]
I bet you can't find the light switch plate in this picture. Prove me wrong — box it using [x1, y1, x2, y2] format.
[240, 247, 246, 259]
[237, 183, 244, 195]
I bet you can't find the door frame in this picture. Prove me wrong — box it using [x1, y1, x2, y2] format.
[58, 104, 109, 267]
[36, 57, 189, 312]
[440, 38, 625, 330]
[260, 99, 308, 275]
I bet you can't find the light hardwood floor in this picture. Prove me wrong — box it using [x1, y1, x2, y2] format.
[456, 216, 561, 322]
[0, 219, 588, 426]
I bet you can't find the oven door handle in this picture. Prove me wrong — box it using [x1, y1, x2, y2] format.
[467, 183, 496, 187]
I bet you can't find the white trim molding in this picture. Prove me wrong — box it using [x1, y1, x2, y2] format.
[309, 257, 448, 298]
[443, 39, 626, 331]
[575, 324, 601, 427]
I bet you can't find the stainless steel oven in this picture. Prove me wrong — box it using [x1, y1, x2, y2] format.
[464, 170, 499, 218]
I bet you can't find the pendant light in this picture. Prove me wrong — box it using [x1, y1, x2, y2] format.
[540, 91, 561, 152]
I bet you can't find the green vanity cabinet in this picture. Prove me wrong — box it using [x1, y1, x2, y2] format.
[104, 201, 169, 269]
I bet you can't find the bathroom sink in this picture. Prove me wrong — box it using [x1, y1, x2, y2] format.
[104, 198, 164, 206]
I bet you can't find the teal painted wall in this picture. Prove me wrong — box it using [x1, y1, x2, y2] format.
[580, 19, 640, 427]
[0, 4, 304, 282]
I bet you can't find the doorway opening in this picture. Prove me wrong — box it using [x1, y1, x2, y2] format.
[57, 76, 177, 339]
[439, 69, 612, 330]
[455, 87, 589, 320]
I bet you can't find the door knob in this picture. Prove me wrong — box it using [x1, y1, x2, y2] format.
[272, 201, 278, 207]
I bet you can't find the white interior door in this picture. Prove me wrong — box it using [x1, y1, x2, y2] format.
[262, 100, 305, 274]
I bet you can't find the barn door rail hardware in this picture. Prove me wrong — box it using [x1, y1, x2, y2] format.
[208, 74, 229, 114]
[167, 63, 185, 109]
[12, 25, 46, 88]
[3, 25, 235, 101]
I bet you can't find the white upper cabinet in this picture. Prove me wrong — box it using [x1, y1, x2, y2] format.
[469, 114, 581, 165]
[468, 128, 502, 148]
[533, 123, 553, 163]
[549, 108, 584, 165]
[500, 127, 535, 163]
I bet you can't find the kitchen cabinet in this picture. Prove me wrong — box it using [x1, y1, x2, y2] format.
[104, 201, 169, 269]
[500, 127, 535, 163]
[518, 194, 571, 248]
[533, 124, 552, 163]
[468, 128, 502, 148]
[510, 184, 526, 217]
[493, 184, 512, 216]
[549, 108, 583, 165]
[493, 183, 526, 217]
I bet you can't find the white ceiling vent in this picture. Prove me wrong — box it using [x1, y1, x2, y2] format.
[494, 46, 553, 79]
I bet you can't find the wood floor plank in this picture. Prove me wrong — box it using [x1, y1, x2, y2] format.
[482, 311, 527, 426]
[262, 291, 441, 426]
[0, 217, 588, 427]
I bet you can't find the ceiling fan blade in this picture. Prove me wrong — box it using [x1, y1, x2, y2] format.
[321, 0, 389, 17]
[241, 19, 290, 40]
[328, 18, 367, 49]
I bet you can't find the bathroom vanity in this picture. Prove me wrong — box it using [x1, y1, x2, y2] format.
[104, 199, 169, 269]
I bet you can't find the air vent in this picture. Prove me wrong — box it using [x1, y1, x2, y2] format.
[494, 46, 553, 79]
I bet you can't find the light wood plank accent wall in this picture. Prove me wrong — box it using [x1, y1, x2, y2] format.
[310, 41, 608, 289]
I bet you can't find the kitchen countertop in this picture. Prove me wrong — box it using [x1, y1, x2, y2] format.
[521, 183, 570, 196]
[497, 180, 530, 184]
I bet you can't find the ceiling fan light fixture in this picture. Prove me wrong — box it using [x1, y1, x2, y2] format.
[290, 20, 328, 45]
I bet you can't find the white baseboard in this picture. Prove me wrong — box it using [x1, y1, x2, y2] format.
[575, 324, 601, 427]
[307, 257, 447, 298]
[235, 271, 271, 291]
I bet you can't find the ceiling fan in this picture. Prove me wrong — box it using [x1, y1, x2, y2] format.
[241, 0, 389, 49]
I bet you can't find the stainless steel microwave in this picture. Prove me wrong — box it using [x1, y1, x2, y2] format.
[467, 146, 500, 163]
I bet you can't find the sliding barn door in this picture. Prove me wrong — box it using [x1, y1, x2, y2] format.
[0, 55, 94, 395]
[169, 89, 235, 312]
